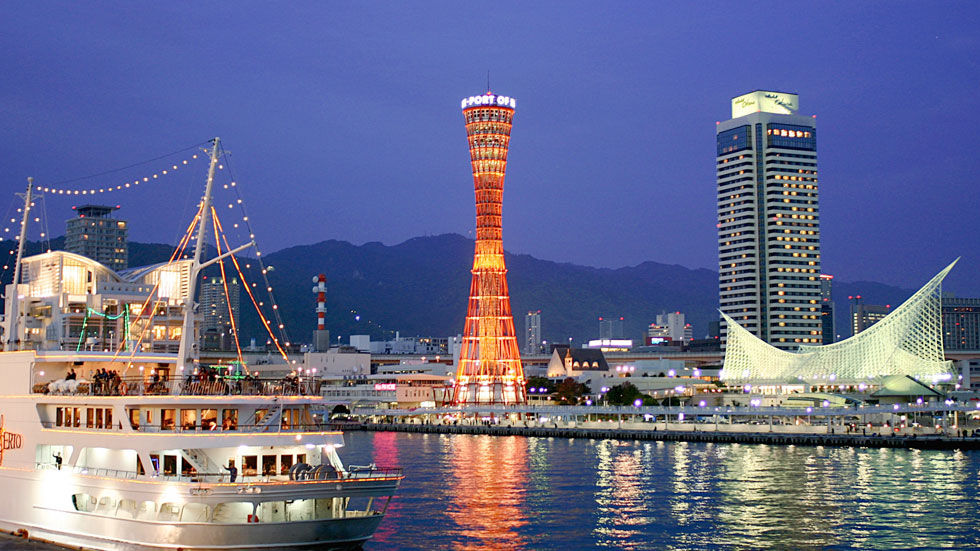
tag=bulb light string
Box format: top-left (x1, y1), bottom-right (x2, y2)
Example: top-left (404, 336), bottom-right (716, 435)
top-left (218, 150), bottom-right (293, 350)
top-left (212, 207), bottom-right (290, 364)
top-left (36, 152), bottom-right (205, 196)
top-left (210, 206), bottom-right (246, 369)
top-left (43, 140), bottom-right (210, 188)
top-left (1, 145), bottom-right (206, 286)
top-left (3, 139), bottom-right (298, 367)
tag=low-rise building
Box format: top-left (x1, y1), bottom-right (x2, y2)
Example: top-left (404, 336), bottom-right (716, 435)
top-left (320, 373), bottom-right (451, 408)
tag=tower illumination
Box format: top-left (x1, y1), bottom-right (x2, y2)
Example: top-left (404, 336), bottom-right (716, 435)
top-left (453, 91), bottom-right (526, 404)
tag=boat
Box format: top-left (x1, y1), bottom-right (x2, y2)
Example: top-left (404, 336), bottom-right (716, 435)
top-left (0, 138), bottom-right (403, 550)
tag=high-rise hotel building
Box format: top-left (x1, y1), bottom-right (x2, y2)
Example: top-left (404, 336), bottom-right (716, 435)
top-left (716, 91), bottom-right (821, 349)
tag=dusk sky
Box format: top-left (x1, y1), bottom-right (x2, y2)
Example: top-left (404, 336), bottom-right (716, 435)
top-left (1, 3), bottom-right (978, 295)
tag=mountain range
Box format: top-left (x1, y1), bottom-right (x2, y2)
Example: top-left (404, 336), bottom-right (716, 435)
top-left (1, 234), bottom-right (920, 346)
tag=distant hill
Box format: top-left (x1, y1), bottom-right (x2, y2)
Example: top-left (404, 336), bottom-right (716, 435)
top-left (1, 234), bottom-right (921, 345)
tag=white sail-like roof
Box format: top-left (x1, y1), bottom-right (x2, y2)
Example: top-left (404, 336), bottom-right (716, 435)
top-left (720, 260), bottom-right (957, 385)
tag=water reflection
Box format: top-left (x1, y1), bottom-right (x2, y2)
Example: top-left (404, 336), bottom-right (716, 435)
top-left (347, 432), bottom-right (980, 550)
top-left (593, 439), bottom-right (650, 548)
top-left (445, 435), bottom-right (529, 550)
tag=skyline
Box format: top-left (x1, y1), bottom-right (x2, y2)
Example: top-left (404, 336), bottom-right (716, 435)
top-left (1, 3), bottom-right (978, 296)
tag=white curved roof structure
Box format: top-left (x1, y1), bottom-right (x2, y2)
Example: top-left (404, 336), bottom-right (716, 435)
top-left (720, 260), bottom-right (957, 385)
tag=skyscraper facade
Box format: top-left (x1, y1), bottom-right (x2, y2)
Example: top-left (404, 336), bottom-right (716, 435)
top-left (717, 91), bottom-right (822, 350)
top-left (65, 205), bottom-right (128, 270)
top-left (942, 297), bottom-right (980, 350)
top-left (453, 91), bottom-right (526, 405)
top-left (524, 310), bottom-right (542, 355)
top-left (200, 275), bottom-right (241, 351)
top-left (820, 274), bottom-right (836, 344)
top-left (849, 295), bottom-right (890, 336)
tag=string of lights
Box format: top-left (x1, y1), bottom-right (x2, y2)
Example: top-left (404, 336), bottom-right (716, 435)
top-left (212, 209), bottom-right (291, 363)
top-left (2, 138), bottom-right (297, 372)
top-left (36, 153), bottom-right (205, 196)
top-left (217, 149), bottom-right (292, 349)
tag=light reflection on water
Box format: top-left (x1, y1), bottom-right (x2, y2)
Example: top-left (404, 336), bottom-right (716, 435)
top-left (341, 432), bottom-right (980, 550)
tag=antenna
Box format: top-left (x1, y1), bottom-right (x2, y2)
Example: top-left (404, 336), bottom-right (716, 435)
top-left (487, 70), bottom-right (491, 93)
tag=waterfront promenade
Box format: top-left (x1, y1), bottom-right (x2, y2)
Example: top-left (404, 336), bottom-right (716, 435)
top-left (348, 402), bottom-right (980, 450)
top-left (362, 421), bottom-right (980, 450)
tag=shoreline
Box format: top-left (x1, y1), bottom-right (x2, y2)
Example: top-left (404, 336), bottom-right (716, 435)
top-left (360, 422), bottom-right (980, 450)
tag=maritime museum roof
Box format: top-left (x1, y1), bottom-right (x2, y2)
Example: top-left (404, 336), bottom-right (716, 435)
top-left (720, 260), bottom-right (957, 385)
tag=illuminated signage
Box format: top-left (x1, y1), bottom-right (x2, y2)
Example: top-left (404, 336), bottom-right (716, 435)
top-left (0, 415), bottom-right (23, 467)
top-left (374, 383), bottom-right (396, 391)
top-left (588, 339), bottom-right (633, 348)
top-left (461, 94), bottom-right (516, 110)
top-left (731, 91), bottom-right (799, 118)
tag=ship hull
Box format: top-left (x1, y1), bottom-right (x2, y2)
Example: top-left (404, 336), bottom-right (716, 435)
top-left (0, 462), bottom-right (386, 550)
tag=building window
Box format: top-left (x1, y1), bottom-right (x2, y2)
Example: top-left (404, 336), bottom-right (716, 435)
top-left (766, 124), bottom-right (816, 151)
top-left (717, 125), bottom-right (752, 155)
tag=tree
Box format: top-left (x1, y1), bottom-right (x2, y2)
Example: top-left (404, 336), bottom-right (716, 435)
top-left (605, 382), bottom-right (647, 406)
top-left (526, 376), bottom-right (556, 396)
top-left (555, 377), bottom-right (590, 405)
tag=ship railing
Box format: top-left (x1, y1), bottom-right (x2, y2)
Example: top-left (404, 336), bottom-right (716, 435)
top-left (40, 420), bottom-right (345, 433)
top-left (34, 376), bottom-right (323, 397)
top-left (35, 462), bottom-right (402, 484)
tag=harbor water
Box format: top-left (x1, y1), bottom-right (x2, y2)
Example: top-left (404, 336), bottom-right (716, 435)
top-left (3, 430), bottom-right (976, 550)
top-left (347, 431), bottom-right (980, 550)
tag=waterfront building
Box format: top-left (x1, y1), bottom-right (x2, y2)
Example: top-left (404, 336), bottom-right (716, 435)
top-left (647, 311), bottom-right (693, 344)
top-left (849, 296), bottom-right (890, 336)
top-left (941, 297), bottom-right (980, 350)
top-left (453, 91), bottom-right (526, 404)
top-left (525, 310), bottom-right (542, 354)
top-left (320, 373), bottom-right (451, 408)
top-left (64, 204), bottom-right (128, 270)
top-left (546, 347), bottom-right (609, 379)
top-left (303, 347), bottom-right (370, 377)
top-left (199, 275), bottom-right (241, 351)
top-left (720, 260), bottom-right (956, 387)
top-left (716, 91), bottom-right (821, 349)
top-left (1, 251), bottom-right (192, 353)
top-left (360, 333), bottom-right (451, 355)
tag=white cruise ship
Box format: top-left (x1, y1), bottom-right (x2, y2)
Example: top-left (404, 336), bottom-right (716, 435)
top-left (0, 139), bottom-right (402, 550)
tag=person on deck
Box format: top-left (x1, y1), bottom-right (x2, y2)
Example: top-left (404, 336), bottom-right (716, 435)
top-left (224, 461), bottom-right (238, 483)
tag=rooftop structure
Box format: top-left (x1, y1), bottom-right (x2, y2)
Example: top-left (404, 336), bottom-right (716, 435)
top-left (720, 260), bottom-right (957, 385)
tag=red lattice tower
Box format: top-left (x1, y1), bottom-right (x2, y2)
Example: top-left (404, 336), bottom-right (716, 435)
top-left (453, 92), bottom-right (526, 405)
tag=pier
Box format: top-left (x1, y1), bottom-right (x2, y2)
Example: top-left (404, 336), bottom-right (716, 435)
top-left (344, 403), bottom-right (980, 451)
top-left (361, 421), bottom-right (980, 450)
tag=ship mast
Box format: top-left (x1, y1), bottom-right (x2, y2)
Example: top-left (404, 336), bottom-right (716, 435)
top-left (177, 138), bottom-right (221, 371)
top-left (4, 177), bottom-right (34, 351)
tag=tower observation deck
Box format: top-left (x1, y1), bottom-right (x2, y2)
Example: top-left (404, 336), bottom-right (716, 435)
top-left (453, 92), bottom-right (526, 405)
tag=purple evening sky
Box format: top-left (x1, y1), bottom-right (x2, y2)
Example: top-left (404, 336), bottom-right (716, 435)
top-left (1, 2), bottom-right (978, 294)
